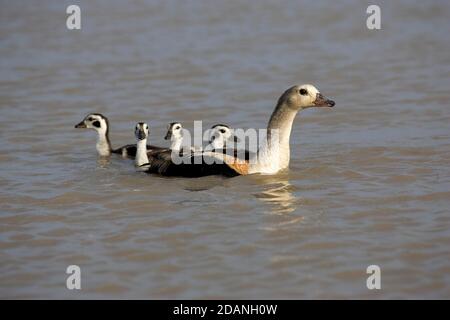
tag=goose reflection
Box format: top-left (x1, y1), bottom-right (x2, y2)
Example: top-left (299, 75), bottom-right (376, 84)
top-left (182, 176), bottom-right (229, 192)
top-left (96, 157), bottom-right (111, 168)
top-left (251, 173), bottom-right (298, 215)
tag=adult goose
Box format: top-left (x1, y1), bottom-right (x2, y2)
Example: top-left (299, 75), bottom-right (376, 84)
top-left (145, 84), bottom-right (334, 177)
top-left (74, 113), bottom-right (165, 157)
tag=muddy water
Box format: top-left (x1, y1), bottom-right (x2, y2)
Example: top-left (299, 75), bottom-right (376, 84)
top-left (1, 0), bottom-right (450, 299)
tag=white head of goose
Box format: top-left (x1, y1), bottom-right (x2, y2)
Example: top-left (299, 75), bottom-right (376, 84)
top-left (164, 122), bottom-right (184, 151)
top-left (208, 124), bottom-right (252, 161)
top-left (145, 84), bottom-right (334, 177)
top-left (208, 124), bottom-right (237, 149)
top-left (75, 113), bottom-right (164, 158)
top-left (164, 122), bottom-right (202, 153)
top-left (75, 113), bottom-right (112, 157)
top-left (134, 122), bottom-right (150, 168)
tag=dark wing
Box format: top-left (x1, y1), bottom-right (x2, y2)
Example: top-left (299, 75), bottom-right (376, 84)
top-left (112, 144), bottom-right (166, 158)
top-left (147, 144), bottom-right (167, 152)
top-left (147, 149), bottom-right (175, 161)
top-left (145, 152), bottom-right (244, 178)
top-left (112, 144), bottom-right (136, 157)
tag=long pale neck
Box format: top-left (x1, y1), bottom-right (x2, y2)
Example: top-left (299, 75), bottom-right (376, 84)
top-left (212, 138), bottom-right (225, 149)
top-left (96, 128), bottom-right (111, 157)
top-left (267, 104), bottom-right (297, 166)
top-left (251, 103), bottom-right (298, 173)
top-left (170, 137), bottom-right (183, 151)
top-left (135, 139), bottom-right (149, 166)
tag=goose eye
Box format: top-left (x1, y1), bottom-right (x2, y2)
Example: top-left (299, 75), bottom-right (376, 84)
top-left (88, 117), bottom-right (94, 121)
top-left (299, 89), bottom-right (308, 96)
top-left (175, 126), bottom-right (180, 130)
top-left (219, 129), bottom-right (226, 134)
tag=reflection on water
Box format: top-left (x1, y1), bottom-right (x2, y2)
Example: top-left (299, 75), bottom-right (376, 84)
top-left (96, 157), bottom-right (111, 168)
top-left (252, 173), bottom-right (298, 215)
top-left (181, 176), bottom-right (229, 192)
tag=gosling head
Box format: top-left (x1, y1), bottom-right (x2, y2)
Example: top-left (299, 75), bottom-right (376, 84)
top-left (164, 122), bottom-right (183, 141)
top-left (75, 113), bottom-right (111, 156)
top-left (75, 113), bottom-right (109, 135)
top-left (209, 124), bottom-right (237, 149)
top-left (135, 122), bottom-right (149, 141)
top-left (278, 84), bottom-right (335, 111)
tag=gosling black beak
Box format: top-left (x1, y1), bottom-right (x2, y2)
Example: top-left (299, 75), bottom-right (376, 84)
top-left (137, 130), bottom-right (146, 140)
top-left (75, 121), bottom-right (87, 128)
top-left (313, 93), bottom-right (335, 108)
top-left (164, 132), bottom-right (172, 140)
